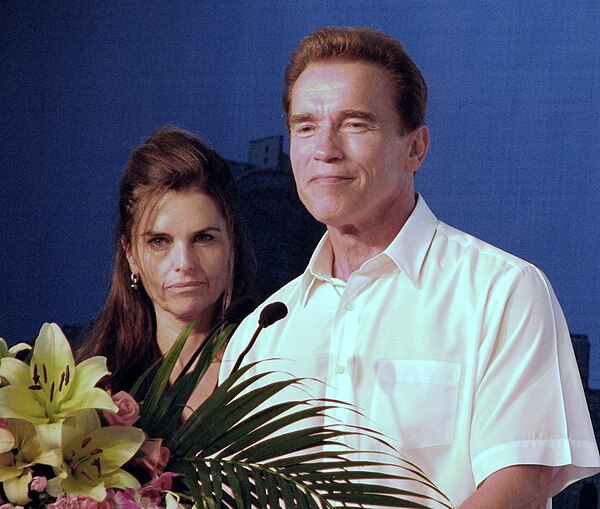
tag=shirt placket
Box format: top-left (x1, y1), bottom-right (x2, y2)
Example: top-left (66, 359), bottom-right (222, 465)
top-left (324, 274), bottom-right (368, 432)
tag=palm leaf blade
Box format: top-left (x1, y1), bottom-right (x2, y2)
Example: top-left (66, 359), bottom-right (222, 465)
top-left (141, 327), bottom-right (451, 509)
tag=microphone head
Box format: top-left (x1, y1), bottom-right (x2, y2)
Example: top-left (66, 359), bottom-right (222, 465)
top-left (223, 296), bottom-right (257, 324)
top-left (258, 302), bottom-right (288, 328)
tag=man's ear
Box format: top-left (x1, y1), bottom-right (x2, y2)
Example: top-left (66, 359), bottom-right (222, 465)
top-left (121, 235), bottom-right (139, 274)
top-left (407, 125), bottom-right (430, 173)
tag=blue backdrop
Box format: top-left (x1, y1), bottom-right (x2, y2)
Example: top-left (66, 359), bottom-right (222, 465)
top-left (1, 1), bottom-right (599, 383)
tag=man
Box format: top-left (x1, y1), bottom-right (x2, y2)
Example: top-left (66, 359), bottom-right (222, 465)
top-left (221, 27), bottom-right (600, 508)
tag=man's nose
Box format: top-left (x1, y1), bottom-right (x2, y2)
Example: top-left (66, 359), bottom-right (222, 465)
top-left (314, 126), bottom-right (344, 162)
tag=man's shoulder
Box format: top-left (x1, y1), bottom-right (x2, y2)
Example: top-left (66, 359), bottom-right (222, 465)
top-left (433, 220), bottom-right (534, 273)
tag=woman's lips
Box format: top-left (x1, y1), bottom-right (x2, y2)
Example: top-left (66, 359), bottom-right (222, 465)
top-left (168, 281), bottom-right (204, 290)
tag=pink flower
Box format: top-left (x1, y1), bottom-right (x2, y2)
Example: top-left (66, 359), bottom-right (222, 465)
top-left (140, 471), bottom-right (180, 500)
top-left (75, 495), bottom-right (113, 509)
top-left (47, 494), bottom-right (80, 508)
top-left (133, 438), bottom-right (171, 478)
top-left (111, 488), bottom-right (142, 508)
top-left (104, 390), bottom-right (140, 426)
top-left (30, 476), bottom-right (47, 492)
top-left (0, 504), bottom-right (25, 509)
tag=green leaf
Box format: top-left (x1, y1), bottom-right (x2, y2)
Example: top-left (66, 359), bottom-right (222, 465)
top-left (134, 321), bottom-right (453, 509)
top-left (137, 321), bottom-right (195, 432)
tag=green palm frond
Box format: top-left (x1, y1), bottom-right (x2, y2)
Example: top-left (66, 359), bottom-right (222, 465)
top-left (136, 322), bottom-right (453, 509)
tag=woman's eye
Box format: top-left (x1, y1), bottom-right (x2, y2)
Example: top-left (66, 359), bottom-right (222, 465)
top-left (148, 237), bottom-right (168, 248)
top-left (195, 233), bottom-right (214, 243)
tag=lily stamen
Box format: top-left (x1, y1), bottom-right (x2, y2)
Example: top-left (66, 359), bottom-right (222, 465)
top-left (91, 457), bottom-right (102, 478)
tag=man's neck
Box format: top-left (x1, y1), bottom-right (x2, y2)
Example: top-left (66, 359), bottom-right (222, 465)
top-left (328, 199), bottom-right (416, 281)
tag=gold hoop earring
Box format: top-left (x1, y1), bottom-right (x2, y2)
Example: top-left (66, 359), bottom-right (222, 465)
top-left (130, 272), bottom-right (140, 290)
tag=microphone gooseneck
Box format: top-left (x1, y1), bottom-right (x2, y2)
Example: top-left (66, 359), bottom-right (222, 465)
top-left (231, 301), bottom-right (288, 373)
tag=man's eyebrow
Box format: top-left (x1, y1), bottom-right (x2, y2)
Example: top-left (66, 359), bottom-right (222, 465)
top-left (288, 113), bottom-right (314, 125)
top-left (341, 110), bottom-right (377, 122)
top-left (288, 110), bottom-right (377, 125)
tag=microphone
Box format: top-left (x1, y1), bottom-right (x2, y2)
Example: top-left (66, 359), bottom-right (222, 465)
top-left (177, 296), bottom-right (257, 379)
top-left (230, 301), bottom-right (288, 373)
top-left (258, 301), bottom-right (288, 328)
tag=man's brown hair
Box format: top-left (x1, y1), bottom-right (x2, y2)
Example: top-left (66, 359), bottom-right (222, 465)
top-left (283, 26), bottom-right (427, 134)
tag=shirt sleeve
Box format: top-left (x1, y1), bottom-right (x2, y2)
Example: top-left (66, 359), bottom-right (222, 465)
top-left (470, 265), bottom-right (600, 494)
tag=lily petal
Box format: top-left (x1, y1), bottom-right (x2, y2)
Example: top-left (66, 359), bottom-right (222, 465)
top-left (64, 409), bottom-right (102, 434)
top-left (58, 387), bottom-right (117, 417)
top-left (78, 426), bottom-right (145, 473)
top-left (0, 386), bottom-right (48, 423)
top-left (0, 357), bottom-right (32, 386)
top-left (0, 428), bottom-right (14, 453)
top-left (8, 342), bottom-right (32, 357)
top-left (30, 323), bottom-right (75, 411)
top-left (55, 423), bottom-right (145, 499)
top-left (59, 475), bottom-right (108, 501)
top-left (102, 468), bottom-right (141, 490)
top-left (3, 469), bottom-right (32, 505)
top-left (34, 421), bottom-right (64, 451)
top-left (71, 357), bottom-right (112, 391)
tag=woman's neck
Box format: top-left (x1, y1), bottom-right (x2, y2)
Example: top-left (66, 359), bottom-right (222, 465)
top-left (154, 309), bottom-right (217, 368)
top-left (154, 312), bottom-right (223, 419)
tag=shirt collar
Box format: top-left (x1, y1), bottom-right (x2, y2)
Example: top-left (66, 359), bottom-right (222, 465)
top-left (299, 194), bottom-right (439, 303)
top-left (384, 194), bottom-right (439, 286)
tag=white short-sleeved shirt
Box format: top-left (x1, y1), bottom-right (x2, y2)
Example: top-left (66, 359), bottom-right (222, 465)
top-left (221, 195), bottom-right (600, 508)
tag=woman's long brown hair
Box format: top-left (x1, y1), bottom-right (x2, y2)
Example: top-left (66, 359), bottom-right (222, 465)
top-left (77, 127), bottom-right (255, 392)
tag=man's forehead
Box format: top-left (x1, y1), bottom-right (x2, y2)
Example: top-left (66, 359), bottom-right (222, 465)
top-left (291, 66), bottom-right (352, 100)
top-left (289, 61), bottom-right (395, 117)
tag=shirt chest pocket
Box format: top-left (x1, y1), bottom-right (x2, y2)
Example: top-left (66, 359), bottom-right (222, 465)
top-left (370, 359), bottom-right (462, 450)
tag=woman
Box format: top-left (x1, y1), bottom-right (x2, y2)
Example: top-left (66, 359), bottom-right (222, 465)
top-left (78, 127), bottom-right (254, 409)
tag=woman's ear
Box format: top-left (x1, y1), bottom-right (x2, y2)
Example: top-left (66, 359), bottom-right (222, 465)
top-left (121, 235), bottom-right (139, 274)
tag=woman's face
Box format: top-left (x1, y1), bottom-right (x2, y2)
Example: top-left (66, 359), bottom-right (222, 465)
top-left (126, 190), bottom-right (231, 330)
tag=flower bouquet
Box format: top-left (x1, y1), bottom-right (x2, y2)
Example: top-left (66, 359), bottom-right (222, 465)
top-left (0, 319), bottom-right (451, 508)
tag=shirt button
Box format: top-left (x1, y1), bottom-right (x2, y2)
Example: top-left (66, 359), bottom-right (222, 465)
top-left (345, 302), bottom-right (355, 311)
top-left (335, 365), bottom-right (345, 374)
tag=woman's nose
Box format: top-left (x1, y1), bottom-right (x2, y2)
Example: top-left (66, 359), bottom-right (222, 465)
top-left (174, 243), bottom-right (196, 271)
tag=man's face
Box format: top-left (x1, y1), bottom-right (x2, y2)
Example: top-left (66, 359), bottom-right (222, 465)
top-left (289, 61), bottom-right (425, 232)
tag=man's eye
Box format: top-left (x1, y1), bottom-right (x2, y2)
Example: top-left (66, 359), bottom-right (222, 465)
top-left (294, 124), bottom-right (316, 136)
top-left (343, 121), bottom-right (368, 132)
